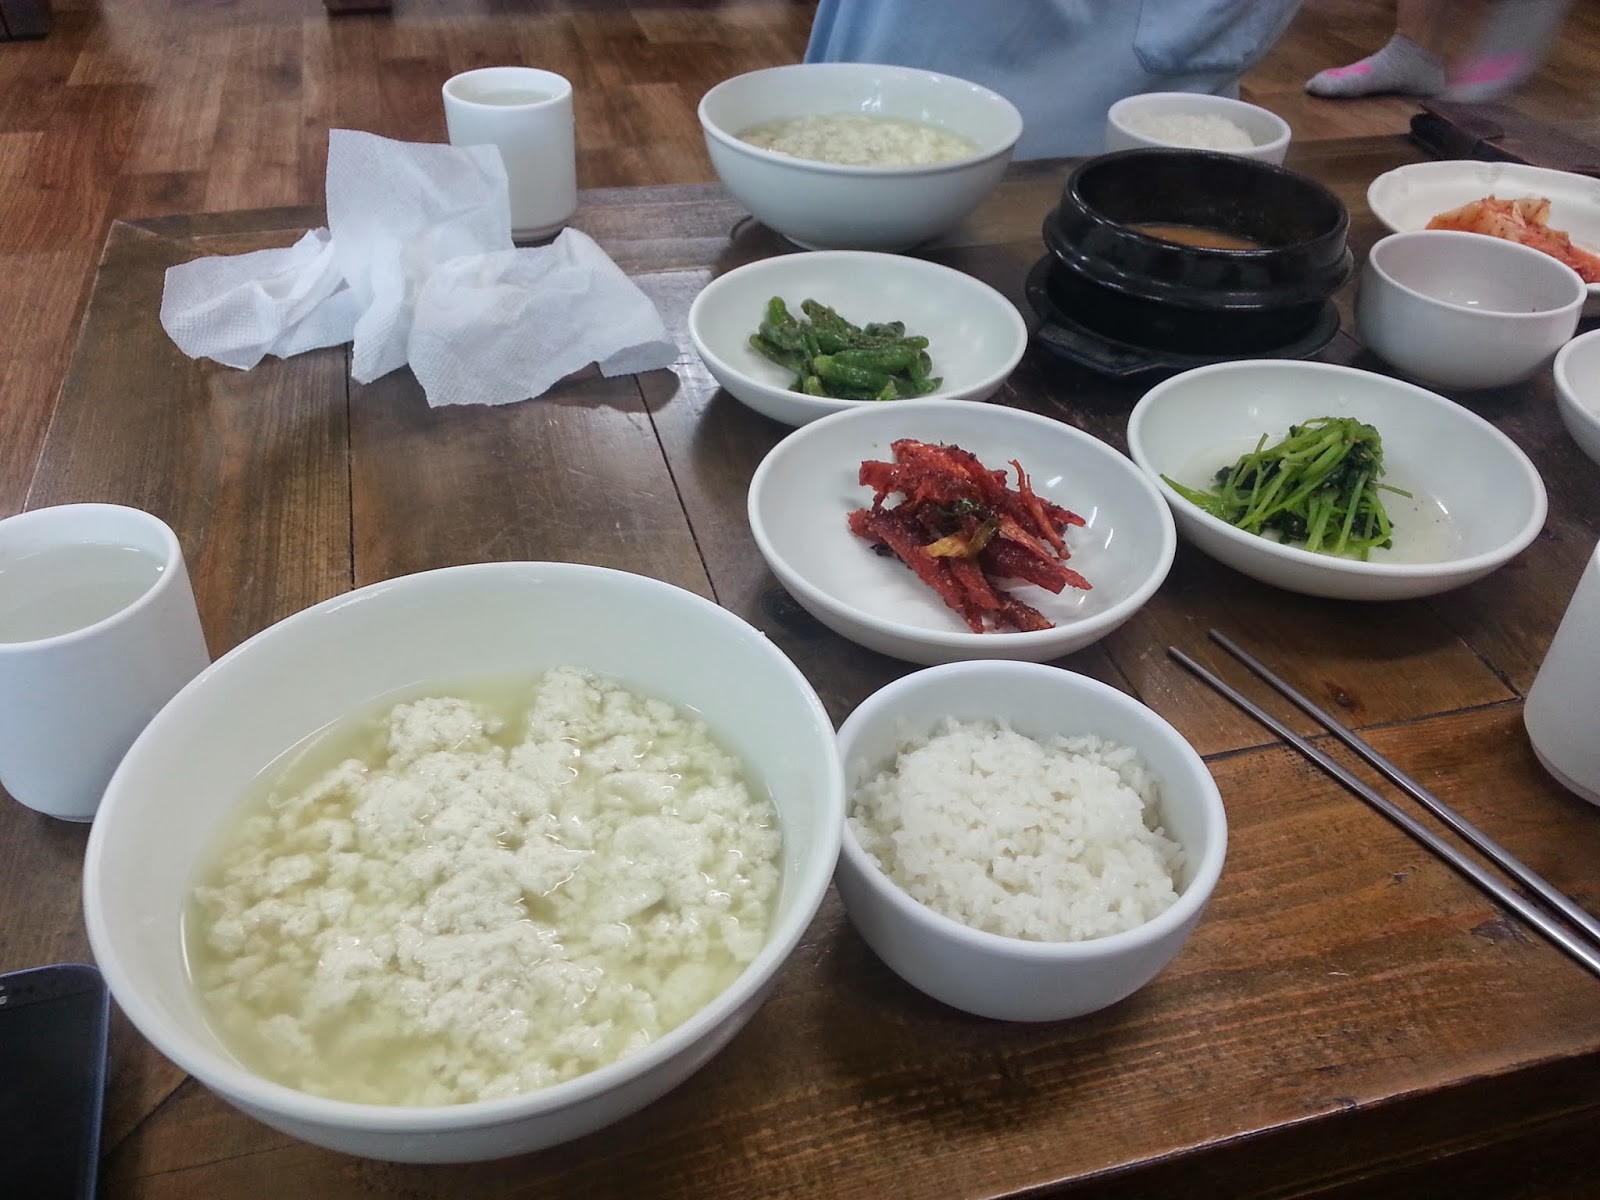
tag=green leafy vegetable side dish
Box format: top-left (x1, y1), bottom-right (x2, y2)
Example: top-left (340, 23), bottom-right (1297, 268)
top-left (1161, 417), bottom-right (1412, 561)
top-left (749, 297), bottom-right (942, 401)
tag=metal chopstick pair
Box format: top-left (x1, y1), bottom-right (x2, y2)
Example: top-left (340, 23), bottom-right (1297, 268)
top-left (1171, 629), bottom-right (1600, 980)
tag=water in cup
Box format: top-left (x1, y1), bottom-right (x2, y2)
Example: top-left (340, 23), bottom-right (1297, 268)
top-left (460, 86), bottom-right (555, 106)
top-left (0, 541), bottom-right (166, 643)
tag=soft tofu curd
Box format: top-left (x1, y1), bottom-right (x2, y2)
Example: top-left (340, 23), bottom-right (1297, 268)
top-left (185, 667), bottom-right (781, 1106)
top-left (737, 113), bottom-right (978, 167)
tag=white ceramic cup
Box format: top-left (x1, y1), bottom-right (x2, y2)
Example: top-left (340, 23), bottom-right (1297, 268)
top-left (443, 66), bottom-right (577, 241)
top-left (0, 504), bottom-right (210, 822)
top-left (1524, 539), bottom-right (1600, 806)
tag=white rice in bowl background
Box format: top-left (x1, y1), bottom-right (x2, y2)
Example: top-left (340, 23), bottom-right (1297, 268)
top-left (848, 718), bottom-right (1184, 942)
top-left (1122, 112), bottom-right (1254, 151)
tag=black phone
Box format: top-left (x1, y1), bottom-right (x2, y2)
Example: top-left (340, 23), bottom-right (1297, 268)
top-left (0, 963), bottom-right (112, 1200)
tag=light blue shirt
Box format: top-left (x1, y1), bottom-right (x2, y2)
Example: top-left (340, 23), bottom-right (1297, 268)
top-left (805, 0), bottom-right (1303, 159)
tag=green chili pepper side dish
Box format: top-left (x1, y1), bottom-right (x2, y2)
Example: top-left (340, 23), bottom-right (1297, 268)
top-left (749, 297), bottom-right (942, 401)
top-left (1161, 417), bottom-right (1413, 561)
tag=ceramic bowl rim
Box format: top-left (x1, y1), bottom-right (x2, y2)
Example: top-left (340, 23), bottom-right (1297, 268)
top-left (82, 560), bottom-right (844, 1134)
top-left (1104, 91), bottom-right (1291, 157)
top-left (687, 252), bottom-right (1029, 422)
top-left (746, 399), bottom-right (1178, 653)
top-left (1554, 326), bottom-right (1600, 428)
top-left (1126, 359), bottom-right (1549, 581)
top-left (835, 659), bottom-right (1228, 961)
top-left (1367, 229), bottom-right (1588, 319)
top-left (698, 62), bottom-right (1023, 178)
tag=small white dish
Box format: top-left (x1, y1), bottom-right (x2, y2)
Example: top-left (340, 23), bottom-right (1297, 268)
top-left (747, 399), bottom-right (1176, 665)
top-left (1126, 360), bottom-right (1548, 601)
top-left (1104, 92), bottom-right (1291, 164)
top-left (688, 251), bottom-right (1028, 428)
top-left (1356, 229), bottom-right (1585, 390)
top-left (1366, 160), bottom-right (1600, 317)
top-left (1554, 328), bottom-right (1600, 468)
top-left (834, 659), bottom-right (1227, 1022)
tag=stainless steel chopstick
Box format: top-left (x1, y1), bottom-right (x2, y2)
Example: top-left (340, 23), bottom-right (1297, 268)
top-left (1168, 646), bottom-right (1600, 980)
top-left (1207, 628), bottom-right (1600, 949)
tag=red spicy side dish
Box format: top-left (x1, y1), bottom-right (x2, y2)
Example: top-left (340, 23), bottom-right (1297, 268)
top-left (847, 439), bottom-right (1092, 633)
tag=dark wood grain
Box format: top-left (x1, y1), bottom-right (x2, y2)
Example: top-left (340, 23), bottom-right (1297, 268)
top-left (30, 215), bottom-right (354, 655)
top-left (8, 136), bottom-right (1600, 1200)
top-left (349, 363), bottom-right (713, 594)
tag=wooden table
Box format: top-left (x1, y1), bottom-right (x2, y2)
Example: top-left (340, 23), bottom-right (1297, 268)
top-left (5, 135), bottom-right (1599, 1199)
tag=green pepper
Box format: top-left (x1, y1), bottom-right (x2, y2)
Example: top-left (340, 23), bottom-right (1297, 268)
top-left (830, 343), bottom-right (922, 373)
top-left (747, 297), bottom-right (940, 401)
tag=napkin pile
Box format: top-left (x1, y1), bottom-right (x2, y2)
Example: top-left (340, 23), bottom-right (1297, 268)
top-left (160, 129), bottom-right (677, 407)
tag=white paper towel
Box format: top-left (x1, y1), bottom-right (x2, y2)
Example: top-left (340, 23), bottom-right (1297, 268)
top-left (159, 129), bottom-right (676, 407)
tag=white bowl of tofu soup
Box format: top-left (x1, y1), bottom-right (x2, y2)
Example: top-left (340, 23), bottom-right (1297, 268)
top-left (698, 63), bottom-right (1023, 252)
top-left (83, 562), bottom-right (844, 1163)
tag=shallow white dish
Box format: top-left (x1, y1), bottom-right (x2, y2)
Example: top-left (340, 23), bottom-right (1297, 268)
top-left (1104, 92), bottom-right (1291, 164)
top-left (747, 399), bottom-right (1176, 665)
top-left (1554, 328), bottom-right (1600, 468)
top-left (1366, 160), bottom-right (1600, 317)
top-left (698, 63), bottom-right (1022, 252)
top-left (83, 562), bottom-right (844, 1163)
top-left (835, 659), bottom-right (1227, 1022)
top-left (688, 251), bottom-right (1028, 427)
top-left (1126, 360), bottom-right (1547, 601)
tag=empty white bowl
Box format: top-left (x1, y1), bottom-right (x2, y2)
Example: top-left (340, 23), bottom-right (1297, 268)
top-left (1104, 92), bottom-right (1291, 164)
top-left (1357, 229), bottom-right (1585, 390)
top-left (834, 659), bottom-right (1227, 1022)
top-left (83, 562), bottom-right (844, 1163)
top-left (698, 63), bottom-right (1022, 252)
top-left (688, 251), bottom-right (1028, 427)
top-left (746, 399), bottom-right (1176, 665)
top-left (1127, 360), bottom-right (1548, 601)
top-left (1365, 159), bottom-right (1600, 317)
top-left (1554, 328), bottom-right (1600, 467)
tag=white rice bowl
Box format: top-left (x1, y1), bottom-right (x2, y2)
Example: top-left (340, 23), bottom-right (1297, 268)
top-left (849, 718), bottom-right (1183, 943)
top-left (834, 660), bottom-right (1227, 1023)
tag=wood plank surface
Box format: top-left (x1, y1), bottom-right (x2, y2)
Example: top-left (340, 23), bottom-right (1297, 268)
top-left (5, 132), bottom-right (1596, 1200)
top-left (348, 366), bottom-right (712, 595)
top-left (4, 3), bottom-right (1599, 1196)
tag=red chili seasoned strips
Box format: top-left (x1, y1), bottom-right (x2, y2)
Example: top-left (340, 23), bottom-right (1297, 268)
top-left (847, 439), bottom-right (1091, 633)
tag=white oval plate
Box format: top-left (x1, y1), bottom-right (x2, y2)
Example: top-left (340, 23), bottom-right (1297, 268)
top-left (1127, 360), bottom-right (1548, 602)
top-left (748, 399), bottom-right (1175, 665)
top-left (689, 251), bottom-right (1028, 428)
top-left (1366, 160), bottom-right (1600, 315)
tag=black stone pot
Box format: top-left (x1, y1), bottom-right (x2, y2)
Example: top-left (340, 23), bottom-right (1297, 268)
top-left (1041, 148), bottom-right (1353, 356)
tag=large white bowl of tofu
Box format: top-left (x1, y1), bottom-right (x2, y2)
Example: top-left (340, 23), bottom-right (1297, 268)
top-left (84, 561), bottom-right (845, 1163)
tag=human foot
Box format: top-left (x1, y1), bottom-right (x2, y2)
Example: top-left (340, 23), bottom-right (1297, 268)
top-left (1305, 33), bottom-right (1446, 98)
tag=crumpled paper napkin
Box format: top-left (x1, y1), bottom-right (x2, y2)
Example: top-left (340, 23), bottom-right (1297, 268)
top-left (159, 129), bottom-right (677, 407)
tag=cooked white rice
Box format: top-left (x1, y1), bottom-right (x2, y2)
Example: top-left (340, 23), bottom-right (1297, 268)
top-left (737, 114), bottom-right (978, 167)
top-left (849, 718), bottom-right (1184, 942)
top-left (1122, 111), bottom-right (1255, 151)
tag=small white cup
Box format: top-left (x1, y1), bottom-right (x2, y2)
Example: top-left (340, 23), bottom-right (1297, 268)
top-left (1525, 539), bottom-right (1600, 806)
top-left (0, 504), bottom-right (211, 822)
top-left (443, 66), bottom-right (577, 242)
